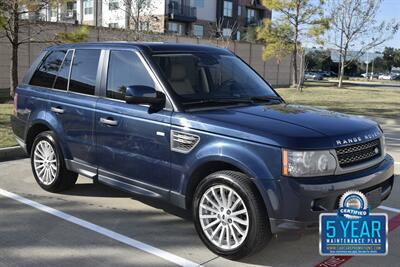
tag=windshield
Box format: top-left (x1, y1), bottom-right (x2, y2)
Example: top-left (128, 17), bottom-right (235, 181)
top-left (152, 53), bottom-right (279, 106)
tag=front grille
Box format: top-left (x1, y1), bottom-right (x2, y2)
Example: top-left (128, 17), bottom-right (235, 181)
top-left (336, 139), bottom-right (381, 168)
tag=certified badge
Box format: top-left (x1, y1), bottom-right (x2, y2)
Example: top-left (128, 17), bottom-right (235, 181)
top-left (320, 191), bottom-right (388, 255)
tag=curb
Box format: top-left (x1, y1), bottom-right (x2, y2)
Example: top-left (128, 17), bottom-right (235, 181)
top-left (0, 146), bottom-right (27, 162)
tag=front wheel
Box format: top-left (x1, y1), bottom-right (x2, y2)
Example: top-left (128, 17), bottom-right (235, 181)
top-left (31, 131), bottom-right (78, 192)
top-left (193, 171), bottom-right (271, 259)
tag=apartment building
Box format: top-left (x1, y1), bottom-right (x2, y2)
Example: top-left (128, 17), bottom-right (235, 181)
top-left (38, 0), bottom-right (271, 40)
top-left (217, 0), bottom-right (272, 40)
top-left (22, 1), bottom-right (77, 23)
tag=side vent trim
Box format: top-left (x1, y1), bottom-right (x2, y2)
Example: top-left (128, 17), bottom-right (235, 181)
top-left (171, 130), bottom-right (200, 154)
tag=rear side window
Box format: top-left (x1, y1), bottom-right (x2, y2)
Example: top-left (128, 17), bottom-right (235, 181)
top-left (69, 49), bottom-right (101, 95)
top-left (54, 50), bottom-right (73, 91)
top-left (30, 50), bottom-right (66, 88)
top-left (106, 50), bottom-right (155, 100)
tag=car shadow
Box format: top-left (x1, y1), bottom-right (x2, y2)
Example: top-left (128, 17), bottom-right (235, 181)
top-left (60, 180), bottom-right (192, 220)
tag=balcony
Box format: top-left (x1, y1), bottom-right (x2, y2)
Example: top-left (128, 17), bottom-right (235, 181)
top-left (168, 3), bottom-right (197, 22)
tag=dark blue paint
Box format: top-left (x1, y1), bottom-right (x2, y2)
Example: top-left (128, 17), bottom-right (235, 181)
top-left (11, 42), bottom-right (394, 234)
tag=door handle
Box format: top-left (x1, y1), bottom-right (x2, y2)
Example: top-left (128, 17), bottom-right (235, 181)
top-left (51, 106), bottom-right (64, 114)
top-left (100, 117), bottom-right (118, 126)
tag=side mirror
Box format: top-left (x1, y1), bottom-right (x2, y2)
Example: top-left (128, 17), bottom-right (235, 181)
top-left (125, 85), bottom-right (165, 107)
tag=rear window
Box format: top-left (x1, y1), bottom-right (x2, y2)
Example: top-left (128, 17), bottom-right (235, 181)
top-left (30, 50), bottom-right (67, 88)
top-left (69, 49), bottom-right (101, 96)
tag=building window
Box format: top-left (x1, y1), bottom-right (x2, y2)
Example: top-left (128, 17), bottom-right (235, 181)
top-left (83, 0), bottom-right (93, 15)
top-left (192, 0), bottom-right (204, 8)
top-left (247, 8), bottom-right (257, 23)
top-left (140, 21), bottom-right (150, 31)
top-left (237, 5), bottom-right (241, 16)
top-left (50, 6), bottom-right (58, 19)
top-left (168, 22), bottom-right (185, 35)
top-left (109, 23), bottom-right (119, 28)
top-left (109, 0), bottom-right (119, 11)
top-left (223, 1), bottom-right (232, 17)
top-left (193, 25), bottom-right (204, 37)
top-left (222, 28), bottom-right (232, 37)
top-left (236, 31), bottom-right (241, 40)
top-left (66, 1), bottom-right (75, 11)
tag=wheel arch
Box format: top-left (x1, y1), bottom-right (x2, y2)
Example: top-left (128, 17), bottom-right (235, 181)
top-left (25, 120), bottom-right (71, 160)
top-left (185, 159), bottom-right (269, 217)
top-left (25, 121), bottom-right (51, 154)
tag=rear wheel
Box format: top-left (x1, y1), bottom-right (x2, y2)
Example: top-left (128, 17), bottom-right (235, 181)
top-left (193, 171), bottom-right (271, 259)
top-left (31, 131), bottom-right (78, 192)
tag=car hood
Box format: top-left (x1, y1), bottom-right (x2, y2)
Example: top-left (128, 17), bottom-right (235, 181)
top-left (172, 104), bottom-right (382, 150)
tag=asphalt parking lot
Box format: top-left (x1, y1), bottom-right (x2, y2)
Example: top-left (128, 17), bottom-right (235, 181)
top-left (0, 124), bottom-right (399, 267)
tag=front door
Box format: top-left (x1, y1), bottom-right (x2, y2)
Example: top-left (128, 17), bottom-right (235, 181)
top-left (95, 49), bottom-right (172, 197)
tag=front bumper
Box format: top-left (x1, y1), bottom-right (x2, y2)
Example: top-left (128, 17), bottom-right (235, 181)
top-left (262, 154), bottom-right (395, 234)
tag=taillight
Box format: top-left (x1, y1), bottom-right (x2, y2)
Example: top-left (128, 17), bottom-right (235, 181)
top-left (13, 93), bottom-right (18, 115)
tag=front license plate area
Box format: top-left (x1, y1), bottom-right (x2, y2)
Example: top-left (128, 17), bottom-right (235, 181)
top-left (365, 187), bottom-right (382, 209)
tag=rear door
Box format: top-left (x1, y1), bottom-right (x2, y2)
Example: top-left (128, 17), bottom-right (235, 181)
top-left (49, 49), bottom-right (102, 170)
top-left (95, 49), bottom-right (172, 196)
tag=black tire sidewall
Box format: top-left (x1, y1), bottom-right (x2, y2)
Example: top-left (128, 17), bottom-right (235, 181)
top-left (31, 131), bottom-right (62, 191)
top-left (193, 172), bottom-right (266, 258)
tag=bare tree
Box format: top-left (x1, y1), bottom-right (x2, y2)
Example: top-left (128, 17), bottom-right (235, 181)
top-left (328, 0), bottom-right (399, 88)
top-left (209, 17), bottom-right (239, 48)
top-left (0, 0), bottom-right (64, 97)
top-left (105, 0), bottom-right (157, 33)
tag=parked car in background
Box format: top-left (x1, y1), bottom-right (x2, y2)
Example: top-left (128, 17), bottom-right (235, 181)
top-left (304, 71), bottom-right (323, 80)
top-left (378, 73), bottom-right (393, 80)
top-left (361, 72), bottom-right (378, 79)
top-left (393, 75), bottom-right (400, 80)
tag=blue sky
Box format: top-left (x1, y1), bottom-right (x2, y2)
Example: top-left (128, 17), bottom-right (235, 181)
top-left (271, 0), bottom-right (400, 50)
top-left (377, 0), bottom-right (400, 49)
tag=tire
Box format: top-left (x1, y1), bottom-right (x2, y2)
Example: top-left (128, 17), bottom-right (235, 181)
top-left (193, 170), bottom-right (271, 259)
top-left (30, 131), bottom-right (78, 192)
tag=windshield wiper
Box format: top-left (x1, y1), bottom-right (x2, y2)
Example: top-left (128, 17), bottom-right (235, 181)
top-left (182, 98), bottom-right (253, 106)
top-left (250, 96), bottom-right (283, 103)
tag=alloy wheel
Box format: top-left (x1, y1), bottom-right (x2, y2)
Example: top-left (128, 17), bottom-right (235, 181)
top-left (33, 140), bottom-right (58, 185)
top-left (199, 184), bottom-right (249, 250)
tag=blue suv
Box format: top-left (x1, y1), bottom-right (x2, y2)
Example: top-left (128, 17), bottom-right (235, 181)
top-left (11, 43), bottom-right (394, 259)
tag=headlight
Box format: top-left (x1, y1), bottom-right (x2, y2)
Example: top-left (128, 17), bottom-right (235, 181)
top-left (282, 149), bottom-right (337, 177)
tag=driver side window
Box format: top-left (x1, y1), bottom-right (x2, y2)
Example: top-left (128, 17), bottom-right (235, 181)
top-left (107, 50), bottom-right (155, 100)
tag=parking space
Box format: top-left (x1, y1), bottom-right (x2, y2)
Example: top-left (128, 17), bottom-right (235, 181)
top-left (0, 132), bottom-right (399, 267)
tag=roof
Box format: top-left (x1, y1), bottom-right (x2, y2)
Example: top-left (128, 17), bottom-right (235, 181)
top-left (45, 42), bottom-right (232, 55)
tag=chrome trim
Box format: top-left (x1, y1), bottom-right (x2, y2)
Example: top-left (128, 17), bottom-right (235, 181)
top-left (99, 117), bottom-right (118, 126)
top-left (67, 49), bottom-right (75, 91)
top-left (65, 159), bottom-right (97, 178)
top-left (333, 137), bottom-right (385, 175)
top-left (50, 107), bottom-right (65, 114)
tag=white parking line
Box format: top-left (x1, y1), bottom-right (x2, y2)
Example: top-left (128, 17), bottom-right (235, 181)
top-left (0, 188), bottom-right (201, 267)
top-left (395, 162), bottom-right (400, 165)
top-left (386, 137), bottom-right (400, 141)
top-left (378, 205), bottom-right (400, 214)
